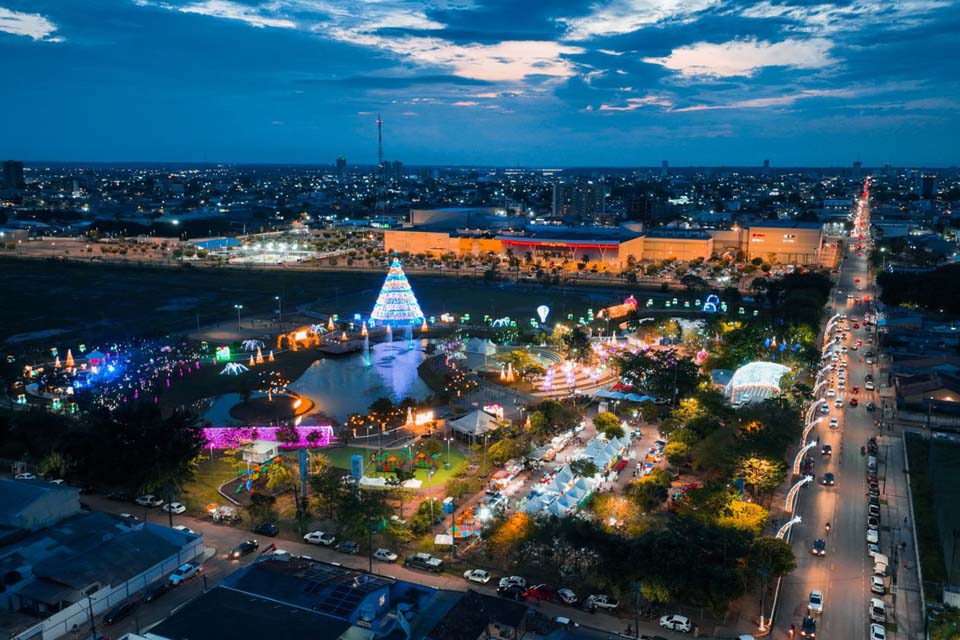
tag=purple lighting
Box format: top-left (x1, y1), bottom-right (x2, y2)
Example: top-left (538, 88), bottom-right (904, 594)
top-left (202, 425), bottom-right (334, 449)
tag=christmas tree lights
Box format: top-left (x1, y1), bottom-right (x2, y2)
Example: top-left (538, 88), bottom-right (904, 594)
top-left (370, 258), bottom-right (425, 326)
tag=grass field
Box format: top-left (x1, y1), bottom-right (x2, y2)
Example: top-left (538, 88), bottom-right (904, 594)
top-left (904, 433), bottom-right (959, 599)
top-left (1, 257), bottom-right (674, 350)
top-left (323, 445), bottom-right (467, 486)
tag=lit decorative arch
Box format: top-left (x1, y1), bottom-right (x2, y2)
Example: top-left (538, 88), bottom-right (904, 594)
top-left (725, 361), bottom-right (790, 405)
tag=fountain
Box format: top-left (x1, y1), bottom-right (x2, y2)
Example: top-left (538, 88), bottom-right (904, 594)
top-left (405, 323), bottom-right (414, 350)
top-left (385, 324), bottom-right (393, 343)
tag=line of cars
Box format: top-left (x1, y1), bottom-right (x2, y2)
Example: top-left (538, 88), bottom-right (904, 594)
top-left (99, 560), bottom-right (203, 627)
top-left (864, 435), bottom-right (889, 640)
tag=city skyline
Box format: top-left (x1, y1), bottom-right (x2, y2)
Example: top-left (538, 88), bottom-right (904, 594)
top-left (2, 0), bottom-right (959, 166)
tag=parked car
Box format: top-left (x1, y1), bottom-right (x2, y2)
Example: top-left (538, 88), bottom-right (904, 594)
top-left (162, 502), bottom-right (186, 514)
top-left (168, 562), bottom-right (202, 585)
top-left (871, 575), bottom-right (885, 595)
top-left (464, 569), bottom-right (492, 584)
top-left (303, 530), bottom-right (336, 545)
top-left (373, 548), bottom-right (398, 563)
top-left (659, 614), bottom-right (692, 633)
top-left (499, 576), bottom-right (527, 589)
top-left (173, 525), bottom-right (196, 535)
top-left (135, 494), bottom-right (164, 507)
top-left (807, 590), bottom-right (824, 614)
top-left (557, 588), bottom-right (578, 605)
top-left (104, 599), bottom-right (140, 625)
top-left (525, 584), bottom-right (559, 602)
top-left (142, 579), bottom-right (173, 603)
top-left (335, 541), bottom-right (360, 555)
top-left (106, 490), bottom-right (133, 502)
top-left (812, 538), bottom-right (826, 556)
top-left (869, 598), bottom-right (886, 623)
top-left (13, 472), bottom-right (36, 480)
top-left (404, 553), bottom-right (444, 573)
top-left (867, 529), bottom-right (879, 544)
top-left (585, 594), bottom-right (619, 610)
top-left (870, 623), bottom-right (886, 640)
top-left (498, 583), bottom-right (525, 600)
top-left (254, 522), bottom-right (279, 537)
top-left (230, 539), bottom-right (259, 559)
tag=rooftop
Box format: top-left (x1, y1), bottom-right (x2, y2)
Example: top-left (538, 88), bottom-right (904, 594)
top-left (149, 586), bottom-right (352, 640)
top-left (427, 590), bottom-right (528, 640)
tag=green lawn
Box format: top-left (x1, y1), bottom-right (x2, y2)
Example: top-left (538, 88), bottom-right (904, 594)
top-left (322, 445), bottom-right (466, 486)
top-left (181, 454), bottom-right (240, 511)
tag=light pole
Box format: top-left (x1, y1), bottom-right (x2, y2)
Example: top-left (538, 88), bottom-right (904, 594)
top-left (234, 304), bottom-right (243, 333)
top-left (275, 295), bottom-right (282, 324)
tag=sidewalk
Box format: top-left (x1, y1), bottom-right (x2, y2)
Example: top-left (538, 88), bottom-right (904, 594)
top-left (885, 431), bottom-right (925, 638)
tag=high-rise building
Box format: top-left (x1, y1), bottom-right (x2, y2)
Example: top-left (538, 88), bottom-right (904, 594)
top-left (552, 181), bottom-right (608, 220)
top-left (336, 156), bottom-right (347, 177)
top-left (2, 160), bottom-right (25, 190)
top-left (852, 160), bottom-right (863, 179)
top-left (762, 159), bottom-right (770, 174)
top-left (921, 174), bottom-right (937, 200)
top-left (660, 160), bottom-right (669, 178)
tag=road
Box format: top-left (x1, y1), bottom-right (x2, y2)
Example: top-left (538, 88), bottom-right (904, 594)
top-left (775, 187), bottom-right (919, 639)
top-left (74, 490), bottom-right (689, 640)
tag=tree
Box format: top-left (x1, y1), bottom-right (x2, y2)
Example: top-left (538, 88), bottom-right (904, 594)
top-left (746, 537), bottom-right (796, 589)
top-left (500, 350), bottom-right (545, 379)
top-left (663, 441), bottom-right (690, 467)
top-left (562, 325), bottom-right (592, 363)
top-left (716, 500), bottom-right (769, 535)
top-left (275, 424), bottom-right (299, 445)
top-left (626, 478), bottom-right (668, 512)
top-left (336, 489), bottom-right (393, 542)
top-left (738, 456), bottom-right (786, 499)
top-left (486, 513), bottom-right (534, 561)
top-left (570, 458), bottom-right (599, 478)
top-left (392, 468), bottom-right (416, 517)
top-left (640, 579), bottom-right (671, 605)
top-left (593, 411), bottom-right (624, 439)
top-left (528, 411), bottom-right (549, 436)
top-left (487, 437), bottom-right (528, 466)
top-left (248, 493), bottom-right (277, 525)
top-left (421, 438), bottom-right (443, 457)
top-left (309, 465), bottom-right (345, 518)
top-left (265, 460), bottom-right (296, 493)
top-left (639, 400), bottom-right (659, 422)
top-left (37, 451), bottom-right (70, 479)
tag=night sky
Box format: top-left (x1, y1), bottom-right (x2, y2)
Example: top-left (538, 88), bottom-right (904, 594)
top-left (2, 0), bottom-right (958, 166)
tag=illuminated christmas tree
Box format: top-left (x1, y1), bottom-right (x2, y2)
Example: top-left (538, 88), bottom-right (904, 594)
top-left (370, 258), bottom-right (424, 326)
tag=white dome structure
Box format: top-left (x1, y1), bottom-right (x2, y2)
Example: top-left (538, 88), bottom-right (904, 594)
top-left (725, 361), bottom-right (790, 405)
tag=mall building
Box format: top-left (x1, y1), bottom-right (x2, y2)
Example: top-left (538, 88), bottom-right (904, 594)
top-left (383, 212), bottom-right (826, 272)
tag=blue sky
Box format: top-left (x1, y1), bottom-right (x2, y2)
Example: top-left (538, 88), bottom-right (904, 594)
top-left (1, 0), bottom-right (958, 166)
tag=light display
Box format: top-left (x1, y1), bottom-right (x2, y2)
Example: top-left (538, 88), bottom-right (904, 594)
top-left (215, 346), bottom-right (231, 362)
top-left (370, 258), bottom-right (425, 326)
top-left (201, 425), bottom-right (334, 449)
top-left (725, 361), bottom-right (790, 404)
top-left (537, 305), bottom-right (550, 323)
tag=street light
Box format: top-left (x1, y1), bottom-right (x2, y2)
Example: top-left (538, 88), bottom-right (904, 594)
top-left (234, 304), bottom-right (243, 333)
top-left (275, 295), bottom-right (282, 324)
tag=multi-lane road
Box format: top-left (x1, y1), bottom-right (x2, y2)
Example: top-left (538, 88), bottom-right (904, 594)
top-left (776, 190), bottom-right (920, 639)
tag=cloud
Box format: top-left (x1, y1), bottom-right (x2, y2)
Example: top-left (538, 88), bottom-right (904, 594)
top-left (560, 0), bottom-right (719, 40)
top-left (328, 32), bottom-right (585, 81)
top-left (598, 95), bottom-right (673, 111)
top-left (452, 100), bottom-right (479, 106)
top-left (0, 6), bottom-right (62, 41)
top-left (176, 0), bottom-right (297, 28)
top-left (741, 1), bottom-right (952, 35)
top-left (674, 89), bottom-right (856, 111)
top-left (643, 37), bottom-right (835, 78)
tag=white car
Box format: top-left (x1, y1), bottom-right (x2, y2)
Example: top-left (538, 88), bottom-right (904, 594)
top-left (303, 531), bottom-right (336, 546)
top-left (162, 502), bottom-right (186, 514)
top-left (660, 615), bottom-right (692, 633)
top-left (14, 472), bottom-right (36, 480)
top-left (463, 569), bottom-right (491, 584)
top-left (557, 588), bottom-right (578, 605)
top-left (827, 388), bottom-right (836, 397)
top-left (835, 398), bottom-right (843, 408)
top-left (870, 622), bottom-right (886, 640)
top-left (807, 590), bottom-right (824, 614)
top-left (871, 575), bottom-right (885, 594)
top-left (173, 525), bottom-right (196, 535)
top-left (867, 529), bottom-right (879, 544)
top-left (373, 548), bottom-right (398, 563)
top-left (829, 417), bottom-right (839, 429)
top-left (168, 562), bottom-right (202, 585)
top-left (135, 494), bottom-right (164, 508)
top-left (499, 576), bottom-right (526, 589)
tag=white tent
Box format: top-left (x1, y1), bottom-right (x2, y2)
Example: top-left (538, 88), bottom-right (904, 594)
top-left (465, 337), bottom-right (496, 355)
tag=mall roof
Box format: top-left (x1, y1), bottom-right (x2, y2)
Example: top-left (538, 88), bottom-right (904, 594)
top-left (0, 479), bottom-right (78, 522)
top-left (748, 220), bottom-right (824, 229)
